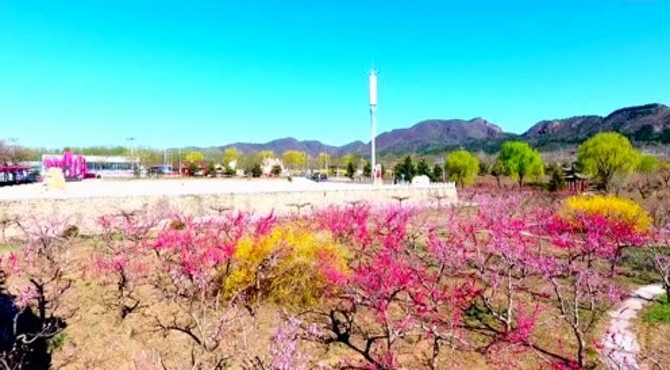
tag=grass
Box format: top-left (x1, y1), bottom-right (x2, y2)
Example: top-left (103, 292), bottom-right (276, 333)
top-left (642, 294), bottom-right (670, 324)
top-left (637, 294), bottom-right (670, 368)
top-left (0, 244), bottom-right (17, 254)
top-left (619, 248), bottom-right (660, 285)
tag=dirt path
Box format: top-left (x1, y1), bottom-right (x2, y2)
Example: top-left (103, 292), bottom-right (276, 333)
top-left (602, 284), bottom-right (665, 369)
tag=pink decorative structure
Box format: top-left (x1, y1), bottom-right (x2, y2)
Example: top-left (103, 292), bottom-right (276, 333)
top-left (42, 151), bottom-right (88, 180)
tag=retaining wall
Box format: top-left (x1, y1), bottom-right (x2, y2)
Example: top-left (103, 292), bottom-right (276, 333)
top-left (0, 184), bottom-right (458, 236)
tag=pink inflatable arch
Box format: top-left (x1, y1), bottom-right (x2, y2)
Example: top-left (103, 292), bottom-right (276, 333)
top-left (42, 151), bottom-right (88, 180)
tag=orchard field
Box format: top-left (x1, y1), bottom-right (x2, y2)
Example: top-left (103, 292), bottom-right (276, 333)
top-left (2, 186), bottom-right (670, 370)
top-left (3, 132), bottom-right (670, 369)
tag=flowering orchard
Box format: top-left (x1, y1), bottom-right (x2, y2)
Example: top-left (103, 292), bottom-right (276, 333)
top-left (0, 193), bottom-right (666, 369)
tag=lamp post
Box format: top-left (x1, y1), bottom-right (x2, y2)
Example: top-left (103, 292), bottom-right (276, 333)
top-left (126, 137), bottom-right (136, 174)
top-left (441, 156), bottom-right (445, 183)
top-left (8, 138), bottom-right (18, 164)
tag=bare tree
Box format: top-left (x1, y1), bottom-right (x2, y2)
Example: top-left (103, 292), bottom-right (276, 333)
top-left (1, 216), bottom-right (76, 369)
top-left (650, 233), bottom-right (670, 303)
top-left (0, 139), bottom-right (29, 165)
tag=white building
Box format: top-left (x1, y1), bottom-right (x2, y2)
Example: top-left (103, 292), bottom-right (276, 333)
top-left (261, 158), bottom-right (285, 176)
top-left (42, 154), bottom-right (141, 178)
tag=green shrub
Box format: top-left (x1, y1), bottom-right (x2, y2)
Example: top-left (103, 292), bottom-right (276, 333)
top-left (547, 163), bottom-right (566, 192)
top-left (62, 225), bottom-right (80, 239)
top-left (620, 248), bottom-right (660, 284)
top-left (643, 295), bottom-right (670, 323)
top-left (223, 167), bottom-right (236, 177)
top-left (223, 225), bottom-right (347, 307)
top-left (250, 163), bottom-right (262, 178)
top-left (48, 333), bottom-right (67, 353)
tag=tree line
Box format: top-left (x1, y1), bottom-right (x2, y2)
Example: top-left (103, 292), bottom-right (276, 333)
top-left (390, 131), bottom-right (667, 192)
top-left (3, 132), bottom-right (666, 189)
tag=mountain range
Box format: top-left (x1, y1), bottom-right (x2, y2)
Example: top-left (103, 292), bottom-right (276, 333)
top-left (219, 103), bottom-right (670, 157)
top-left (522, 103), bottom-right (670, 149)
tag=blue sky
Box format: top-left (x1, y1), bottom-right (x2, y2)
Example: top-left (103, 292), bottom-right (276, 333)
top-left (1, 0), bottom-right (669, 149)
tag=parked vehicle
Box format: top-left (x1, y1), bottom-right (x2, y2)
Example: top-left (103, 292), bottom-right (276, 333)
top-left (308, 172), bottom-right (328, 182)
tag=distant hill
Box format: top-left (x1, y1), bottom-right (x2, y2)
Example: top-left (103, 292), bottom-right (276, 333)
top-left (220, 138), bottom-right (342, 158)
top-left (375, 118), bottom-right (505, 154)
top-left (221, 118), bottom-right (506, 157)
top-left (217, 103), bottom-right (670, 157)
top-left (337, 140), bottom-right (367, 155)
top-left (523, 103), bottom-right (670, 147)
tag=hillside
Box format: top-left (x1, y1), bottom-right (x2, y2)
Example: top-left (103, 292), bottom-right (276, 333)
top-left (220, 118), bottom-right (506, 157)
top-left (220, 138), bottom-right (342, 158)
top-left (216, 103), bottom-right (670, 157)
top-left (375, 118), bottom-right (505, 154)
top-left (523, 103), bottom-right (670, 146)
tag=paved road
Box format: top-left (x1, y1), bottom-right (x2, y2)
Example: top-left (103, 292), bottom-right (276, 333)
top-left (602, 284), bottom-right (665, 370)
top-left (0, 177), bottom-right (454, 201)
top-left (0, 178), bottom-right (362, 200)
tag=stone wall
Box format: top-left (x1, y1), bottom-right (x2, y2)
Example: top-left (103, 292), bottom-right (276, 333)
top-left (0, 184), bottom-right (458, 237)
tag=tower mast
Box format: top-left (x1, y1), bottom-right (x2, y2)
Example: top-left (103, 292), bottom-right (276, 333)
top-left (369, 68), bottom-right (378, 184)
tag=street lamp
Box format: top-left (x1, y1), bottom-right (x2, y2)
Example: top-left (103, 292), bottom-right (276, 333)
top-left (126, 137), bottom-right (137, 174)
top-left (8, 138), bottom-right (18, 164)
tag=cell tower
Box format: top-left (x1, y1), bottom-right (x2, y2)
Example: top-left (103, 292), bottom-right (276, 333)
top-left (369, 68), bottom-right (378, 184)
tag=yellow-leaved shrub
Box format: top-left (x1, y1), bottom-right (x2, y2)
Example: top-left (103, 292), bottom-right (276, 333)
top-left (560, 195), bottom-right (651, 232)
top-left (223, 225), bottom-right (347, 307)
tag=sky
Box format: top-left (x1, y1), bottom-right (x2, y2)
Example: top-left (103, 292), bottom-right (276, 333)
top-left (1, 0), bottom-right (670, 149)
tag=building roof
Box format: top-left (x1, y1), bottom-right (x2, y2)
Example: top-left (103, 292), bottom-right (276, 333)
top-left (565, 173), bottom-right (590, 181)
top-left (42, 154), bottom-right (140, 163)
top-left (561, 165), bottom-right (590, 181)
top-left (0, 165), bottom-right (31, 172)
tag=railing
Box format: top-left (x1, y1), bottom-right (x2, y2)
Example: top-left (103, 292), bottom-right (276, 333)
top-left (328, 176), bottom-right (456, 188)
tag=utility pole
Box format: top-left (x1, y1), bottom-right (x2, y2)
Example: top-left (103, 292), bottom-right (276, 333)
top-left (304, 151), bottom-right (308, 172)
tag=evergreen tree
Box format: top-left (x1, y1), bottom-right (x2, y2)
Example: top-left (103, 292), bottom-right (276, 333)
top-left (363, 161), bottom-right (372, 178)
top-left (416, 159), bottom-right (433, 181)
top-left (205, 162), bottom-right (216, 177)
top-left (346, 161), bottom-right (356, 179)
top-left (250, 163), bottom-right (262, 178)
top-left (187, 163), bottom-right (199, 176)
top-left (432, 164), bottom-right (443, 182)
top-left (394, 156), bottom-right (416, 183)
top-left (547, 163), bottom-right (566, 192)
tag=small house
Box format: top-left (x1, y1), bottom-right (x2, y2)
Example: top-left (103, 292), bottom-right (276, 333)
top-left (563, 166), bottom-right (590, 192)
